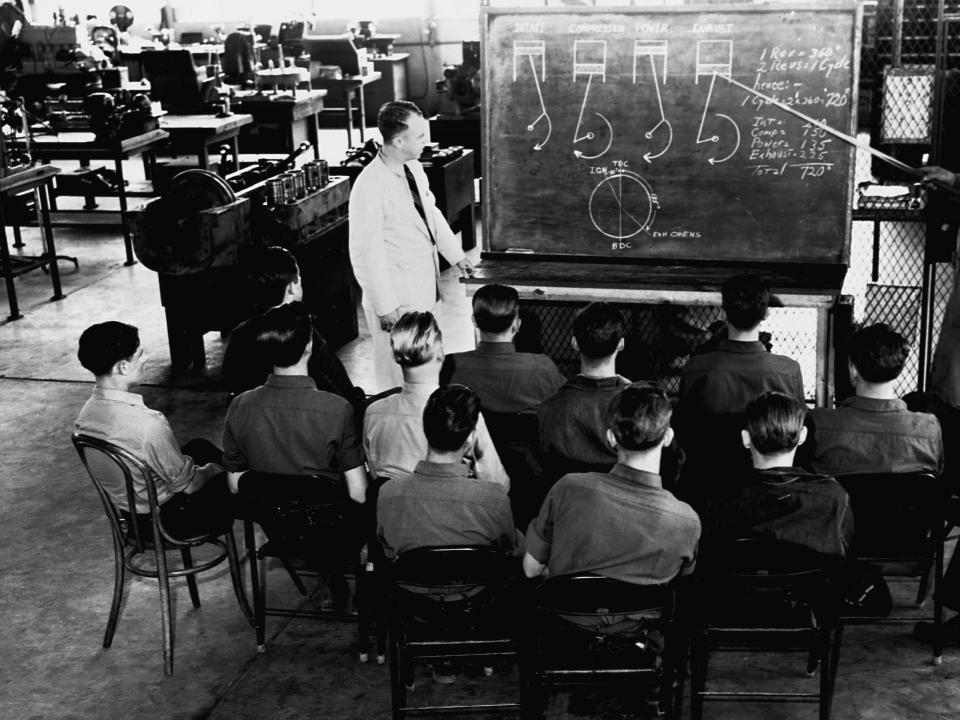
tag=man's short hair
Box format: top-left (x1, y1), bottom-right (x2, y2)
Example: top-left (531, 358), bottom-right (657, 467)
top-left (256, 301), bottom-right (312, 368)
top-left (254, 246), bottom-right (299, 309)
top-left (848, 323), bottom-right (909, 383)
top-left (472, 283), bottom-right (519, 334)
top-left (422, 384), bottom-right (481, 452)
top-left (78, 321), bottom-right (140, 376)
top-left (744, 391), bottom-right (808, 455)
top-left (607, 383), bottom-right (672, 452)
top-left (722, 274), bottom-right (770, 331)
top-left (390, 311), bottom-right (442, 368)
top-left (378, 100), bottom-right (423, 144)
top-left (573, 302), bottom-right (627, 359)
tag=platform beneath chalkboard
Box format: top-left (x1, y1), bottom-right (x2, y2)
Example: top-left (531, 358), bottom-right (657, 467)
top-left (466, 255), bottom-right (846, 307)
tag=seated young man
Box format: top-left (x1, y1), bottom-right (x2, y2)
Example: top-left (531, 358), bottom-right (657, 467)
top-left (377, 384), bottom-right (518, 559)
top-left (701, 392), bottom-right (854, 559)
top-left (75, 321), bottom-right (233, 539)
top-left (524, 384), bottom-right (701, 585)
top-left (678, 274), bottom-right (805, 498)
top-left (364, 311), bottom-right (509, 489)
top-left (537, 302), bottom-right (633, 480)
top-left (440, 283), bottom-right (565, 414)
top-left (221, 246), bottom-right (364, 414)
top-left (802, 323), bottom-right (943, 476)
top-left (221, 301), bottom-right (367, 505)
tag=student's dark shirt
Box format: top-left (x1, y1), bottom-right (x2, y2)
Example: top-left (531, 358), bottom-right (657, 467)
top-left (441, 341), bottom-right (566, 414)
top-left (377, 460), bottom-right (517, 559)
top-left (538, 374), bottom-right (631, 474)
top-left (700, 467), bottom-right (854, 558)
top-left (679, 339), bottom-right (805, 413)
top-left (677, 340), bottom-right (805, 487)
top-left (222, 374), bottom-right (364, 475)
top-left (525, 463), bottom-right (701, 584)
top-left (803, 396), bottom-right (943, 476)
top-left (223, 316), bottom-right (361, 403)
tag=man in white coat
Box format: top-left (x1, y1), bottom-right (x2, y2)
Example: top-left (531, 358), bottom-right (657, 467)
top-left (349, 100), bottom-right (475, 392)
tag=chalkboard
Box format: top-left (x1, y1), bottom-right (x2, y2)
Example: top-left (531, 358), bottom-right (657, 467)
top-left (481, 4), bottom-right (861, 266)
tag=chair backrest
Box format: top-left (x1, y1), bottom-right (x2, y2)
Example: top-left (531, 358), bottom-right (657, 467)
top-left (390, 545), bottom-right (517, 588)
top-left (834, 472), bottom-right (941, 558)
top-left (239, 470), bottom-right (357, 562)
top-left (537, 573), bottom-right (670, 618)
top-left (699, 538), bottom-right (839, 625)
top-left (388, 546), bottom-right (518, 630)
top-left (72, 433), bottom-right (165, 553)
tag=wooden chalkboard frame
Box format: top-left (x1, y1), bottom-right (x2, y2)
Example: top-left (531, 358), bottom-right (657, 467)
top-left (480, 2), bottom-right (860, 287)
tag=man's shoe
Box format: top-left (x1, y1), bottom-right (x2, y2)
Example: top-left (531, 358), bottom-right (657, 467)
top-left (914, 614), bottom-right (960, 645)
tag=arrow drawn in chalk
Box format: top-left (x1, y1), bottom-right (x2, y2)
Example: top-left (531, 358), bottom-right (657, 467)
top-left (525, 54), bottom-right (551, 151)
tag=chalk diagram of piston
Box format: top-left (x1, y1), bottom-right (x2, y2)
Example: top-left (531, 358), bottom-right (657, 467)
top-left (572, 40), bottom-right (613, 160)
top-left (632, 40), bottom-right (672, 163)
top-left (513, 41), bottom-right (551, 151)
top-left (588, 171), bottom-right (660, 239)
top-left (695, 41), bottom-right (741, 165)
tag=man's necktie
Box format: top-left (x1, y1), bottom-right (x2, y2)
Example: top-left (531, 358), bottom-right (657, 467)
top-left (404, 165), bottom-right (436, 246)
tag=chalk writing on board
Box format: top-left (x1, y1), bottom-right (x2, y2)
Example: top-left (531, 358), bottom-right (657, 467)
top-left (484, 7), bottom-right (858, 260)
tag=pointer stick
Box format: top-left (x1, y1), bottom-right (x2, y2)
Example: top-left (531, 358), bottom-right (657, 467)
top-left (722, 74), bottom-right (960, 199)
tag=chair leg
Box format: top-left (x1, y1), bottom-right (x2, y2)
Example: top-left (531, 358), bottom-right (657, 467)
top-left (180, 548), bottom-right (201, 609)
top-left (829, 622), bottom-right (843, 691)
top-left (256, 553), bottom-right (268, 650)
top-left (104, 537), bottom-right (126, 648)
top-left (281, 557), bottom-right (309, 596)
top-left (243, 520), bottom-right (266, 650)
top-left (375, 569), bottom-right (389, 664)
top-left (388, 617), bottom-right (406, 720)
top-left (356, 558), bottom-right (371, 662)
top-left (690, 634), bottom-right (708, 720)
top-left (225, 529), bottom-right (254, 625)
top-left (818, 628), bottom-right (832, 720)
top-left (155, 544), bottom-right (175, 676)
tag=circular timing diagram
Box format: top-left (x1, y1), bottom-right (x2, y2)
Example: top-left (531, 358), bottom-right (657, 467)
top-left (588, 172), bottom-right (659, 240)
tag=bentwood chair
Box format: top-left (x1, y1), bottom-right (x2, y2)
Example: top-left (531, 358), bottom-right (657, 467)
top-left (238, 470), bottom-right (373, 658)
top-left (835, 472), bottom-right (946, 664)
top-left (72, 433), bottom-right (253, 676)
top-left (529, 573), bottom-right (684, 720)
top-left (690, 539), bottom-right (843, 720)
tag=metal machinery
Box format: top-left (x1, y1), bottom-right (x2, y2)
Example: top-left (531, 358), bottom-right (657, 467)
top-left (130, 148), bottom-right (356, 372)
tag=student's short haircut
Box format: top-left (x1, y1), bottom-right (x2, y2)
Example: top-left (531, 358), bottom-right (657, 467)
top-left (744, 391), bottom-right (808, 455)
top-left (254, 246), bottom-right (299, 309)
top-left (847, 323), bottom-right (909, 383)
top-left (422, 384), bottom-right (481, 452)
top-left (573, 302), bottom-right (627, 359)
top-left (607, 383), bottom-right (672, 452)
top-left (721, 274), bottom-right (770, 331)
top-left (78, 321), bottom-right (140, 376)
top-left (378, 100), bottom-right (423, 144)
top-left (256, 301), bottom-right (312, 368)
top-left (472, 283), bottom-right (519, 334)
top-left (390, 311), bottom-right (442, 368)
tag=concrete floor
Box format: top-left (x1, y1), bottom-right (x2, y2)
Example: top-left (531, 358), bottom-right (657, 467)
top-left (2, 130), bottom-right (960, 719)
